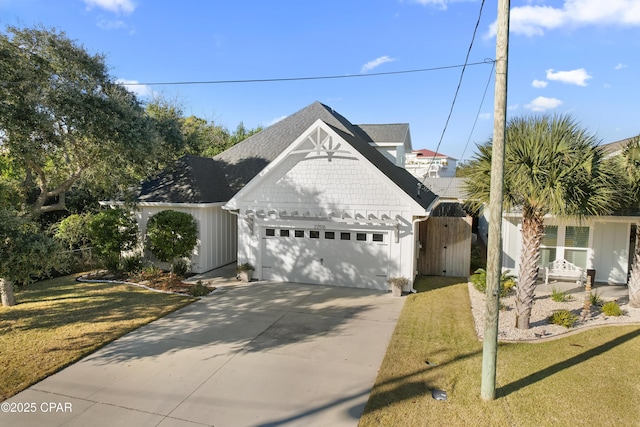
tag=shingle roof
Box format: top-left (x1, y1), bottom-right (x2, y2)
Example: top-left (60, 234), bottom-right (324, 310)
top-left (601, 136), bottom-right (635, 157)
top-left (356, 123), bottom-right (410, 144)
top-left (422, 177), bottom-right (467, 201)
top-left (136, 102), bottom-right (437, 210)
top-left (136, 155), bottom-right (233, 204)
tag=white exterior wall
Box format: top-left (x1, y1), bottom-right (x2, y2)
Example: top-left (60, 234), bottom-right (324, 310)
top-left (230, 122), bottom-right (429, 290)
top-left (592, 221), bottom-right (629, 284)
top-left (137, 205), bottom-right (237, 273)
top-left (501, 215), bottom-right (633, 285)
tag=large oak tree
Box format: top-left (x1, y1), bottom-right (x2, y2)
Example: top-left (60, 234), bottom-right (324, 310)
top-left (0, 26), bottom-right (157, 214)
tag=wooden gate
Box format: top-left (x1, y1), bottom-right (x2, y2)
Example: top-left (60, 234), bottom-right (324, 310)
top-left (418, 214), bottom-right (472, 277)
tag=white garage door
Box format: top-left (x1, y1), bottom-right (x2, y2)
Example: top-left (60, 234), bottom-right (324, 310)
top-left (261, 227), bottom-right (389, 290)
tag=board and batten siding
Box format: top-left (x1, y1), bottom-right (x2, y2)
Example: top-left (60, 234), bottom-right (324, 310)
top-left (137, 205), bottom-right (237, 274)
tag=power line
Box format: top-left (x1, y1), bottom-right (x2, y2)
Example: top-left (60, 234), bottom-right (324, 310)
top-left (121, 61), bottom-right (492, 86)
top-left (435, 60), bottom-right (495, 200)
top-left (422, 0), bottom-right (488, 185)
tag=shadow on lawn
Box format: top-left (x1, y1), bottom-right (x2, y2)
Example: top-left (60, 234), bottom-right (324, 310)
top-left (498, 328), bottom-right (640, 398)
top-left (414, 275), bottom-right (467, 293)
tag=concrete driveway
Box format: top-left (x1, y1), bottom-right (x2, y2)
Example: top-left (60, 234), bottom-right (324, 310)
top-left (1, 281), bottom-right (405, 427)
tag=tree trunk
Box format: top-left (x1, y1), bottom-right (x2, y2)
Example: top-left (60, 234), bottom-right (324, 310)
top-left (628, 223), bottom-right (640, 308)
top-left (515, 209), bottom-right (544, 329)
top-left (1, 278), bottom-right (16, 307)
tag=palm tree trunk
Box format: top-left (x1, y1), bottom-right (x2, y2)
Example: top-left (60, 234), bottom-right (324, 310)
top-left (628, 223), bottom-right (640, 308)
top-left (515, 209), bottom-right (545, 329)
top-left (1, 278), bottom-right (16, 307)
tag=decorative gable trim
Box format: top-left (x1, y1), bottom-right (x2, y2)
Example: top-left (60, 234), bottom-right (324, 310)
top-left (224, 119), bottom-right (433, 214)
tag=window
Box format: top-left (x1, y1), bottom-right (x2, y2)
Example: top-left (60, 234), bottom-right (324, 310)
top-left (537, 225), bottom-right (589, 270)
top-left (310, 230), bottom-right (320, 239)
top-left (280, 229), bottom-right (290, 237)
top-left (356, 233), bottom-right (367, 241)
top-left (340, 232), bottom-right (351, 240)
top-left (539, 226), bottom-right (557, 267)
top-left (372, 233), bottom-right (384, 242)
top-left (295, 230), bottom-right (304, 238)
top-left (565, 226), bottom-right (589, 269)
top-left (325, 232), bottom-right (335, 240)
top-left (265, 228), bottom-right (275, 237)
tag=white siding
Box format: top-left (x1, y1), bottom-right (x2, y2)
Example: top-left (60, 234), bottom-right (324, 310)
top-left (137, 205), bottom-right (237, 274)
top-left (232, 123), bottom-right (426, 289)
top-left (593, 222), bottom-right (629, 284)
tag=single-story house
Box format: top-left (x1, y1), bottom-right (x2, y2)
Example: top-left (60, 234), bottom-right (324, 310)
top-left (482, 137), bottom-right (640, 285)
top-left (123, 102), bottom-right (439, 290)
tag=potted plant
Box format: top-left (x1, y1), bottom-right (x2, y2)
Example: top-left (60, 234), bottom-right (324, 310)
top-left (387, 276), bottom-right (408, 297)
top-left (236, 262), bottom-right (255, 282)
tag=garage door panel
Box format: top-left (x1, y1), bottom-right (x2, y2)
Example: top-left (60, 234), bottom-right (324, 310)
top-left (262, 228), bottom-right (389, 290)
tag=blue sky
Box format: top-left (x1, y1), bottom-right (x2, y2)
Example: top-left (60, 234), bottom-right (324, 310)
top-left (1, 0), bottom-right (639, 161)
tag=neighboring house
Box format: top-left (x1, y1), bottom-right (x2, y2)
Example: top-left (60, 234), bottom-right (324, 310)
top-left (485, 137), bottom-right (640, 285)
top-left (405, 149), bottom-right (458, 179)
top-left (118, 102), bottom-right (439, 290)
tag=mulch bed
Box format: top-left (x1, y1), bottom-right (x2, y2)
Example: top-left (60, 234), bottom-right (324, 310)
top-left (80, 269), bottom-right (216, 297)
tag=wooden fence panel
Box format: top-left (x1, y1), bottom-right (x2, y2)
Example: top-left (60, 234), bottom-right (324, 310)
top-left (418, 216), bottom-right (472, 277)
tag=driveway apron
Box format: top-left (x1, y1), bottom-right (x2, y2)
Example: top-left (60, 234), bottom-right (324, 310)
top-left (1, 281), bottom-right (405, 427)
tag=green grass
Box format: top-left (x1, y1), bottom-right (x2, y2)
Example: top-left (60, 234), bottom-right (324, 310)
top-left (360, 276), bottom-right (640, 427)
top-left (0, 274), bottom-right (195, 401)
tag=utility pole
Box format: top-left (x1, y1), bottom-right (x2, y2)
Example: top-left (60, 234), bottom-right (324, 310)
top-left (481, 0), bottom-right (510, 401)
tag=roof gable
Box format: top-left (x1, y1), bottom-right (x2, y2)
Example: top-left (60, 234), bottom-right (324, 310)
top-left (134, 102), bottom-right (437, 209)
top-left (225, 119), bottom-right (437, 213)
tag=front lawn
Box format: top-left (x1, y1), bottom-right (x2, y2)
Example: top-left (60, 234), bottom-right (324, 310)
top-left (0, 274), bottom-right (195, 400)
top-left (360, 276), bottom-right (640, 427)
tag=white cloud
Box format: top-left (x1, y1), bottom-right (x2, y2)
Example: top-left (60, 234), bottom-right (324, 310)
top-left (83, 0), bottom-right (136, 15)
top-left (361, 56), bottom-right (396, 73)
top-left (478, 113), bottom-right (491, 120)
top-left (117, 79), bottom-right (152, 98)
top-left (408, 0), bottom-right (476, 10)
top-left (409, 0), bottom-right (448, 8)
top-left (615, 63), bottom-right (627, 70)
top-left (97, 19), bottom-right (127, 30)
top-left (532, 79), bottom-right (548, 88)
top-left (486, 0), bottom-right (640, 37)
top-left (546, 68), bottom-right (592, 86)
top-left (525, 96), bottom-right (563, 112)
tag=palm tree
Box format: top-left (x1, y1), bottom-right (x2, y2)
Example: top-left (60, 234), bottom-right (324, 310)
top-left (464, 115), bottom-right (622, 329)
top-left (620, 136), bottom-right (640, 307)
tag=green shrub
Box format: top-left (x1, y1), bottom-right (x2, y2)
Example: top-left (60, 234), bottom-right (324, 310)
top-left (121, 254), bottom-right (143, 274)
top-left (172, 258), bottom-right (190, 278)
top-left (190, 281), bottom-right (211, 297)
top-left (88, 208), bottom-right (138, 272)
top-left (590, 291), bottom-right (604, 307)
top-left (470, 268), bottom-right (516, 297)
top-left (54, 213), bottom-right (93, 250)
top-left (146, 210), bottom-right (198, 274)
top-left (551, 287), bottom-right (573, 302)
top-left (470, 240), bottom-right (485, 271)
top-left (602, 301), bottom-right (623, 316)
top-left (236, 262), bottom-right (255, 273)
top-left (547, 309), bottom-right (579, 328)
